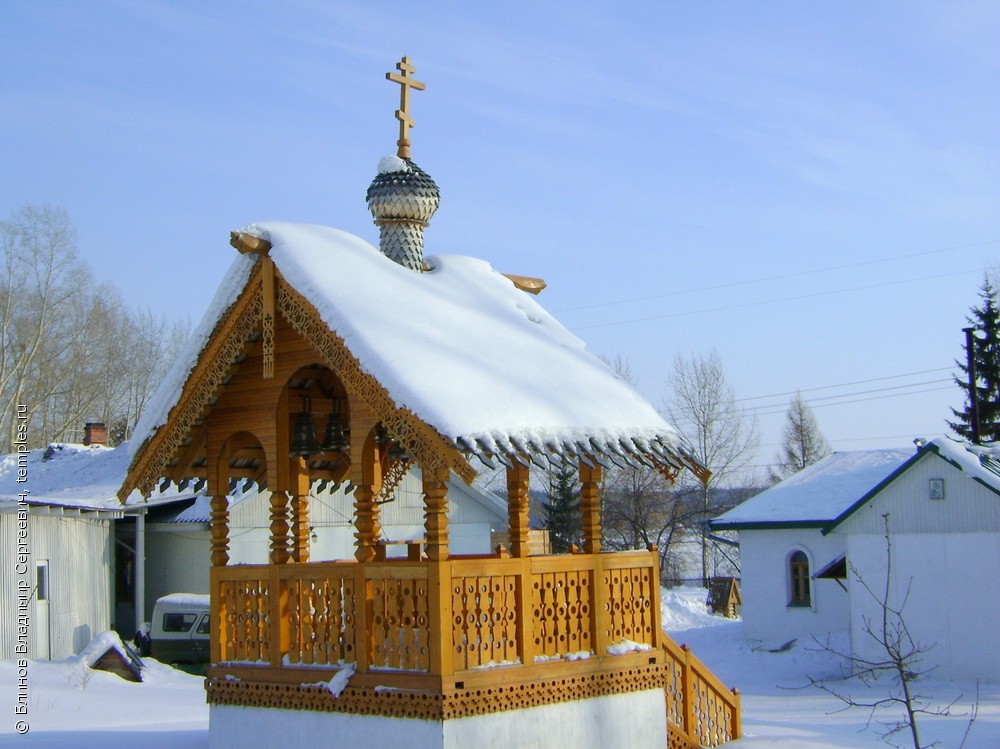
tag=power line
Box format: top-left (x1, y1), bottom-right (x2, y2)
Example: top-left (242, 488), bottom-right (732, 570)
top-left (740, 379), bottom-right (952, 415)
top-left (747, 384), bottom-right (954, 418)
top-left (556, 239), bottom-right (999, 314)
top-left (735, 367), bottom-right (953, 403)
top-left (569, 267), bottom-right (981, 331)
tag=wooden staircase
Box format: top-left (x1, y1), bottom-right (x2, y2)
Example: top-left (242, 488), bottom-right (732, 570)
top-left (661, 634), bottom-right (741, 748)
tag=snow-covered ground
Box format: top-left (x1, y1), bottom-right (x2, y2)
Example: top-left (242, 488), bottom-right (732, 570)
top-left (2, 588), bottom-right (997, 747)
top-left (663, 588), bottom-right (1000, 748)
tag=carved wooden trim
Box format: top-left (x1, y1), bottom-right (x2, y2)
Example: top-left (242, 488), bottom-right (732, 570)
top-left (275, 278), bottom-right (475, 484)
top-left (206, 661), bottom-right (669, 721)
top-left (376, 456), bottom-right (410, 503)
top-left (121, 263), bottom-right (265, 499)
top-left (261, 257), bottom-right (275, 379)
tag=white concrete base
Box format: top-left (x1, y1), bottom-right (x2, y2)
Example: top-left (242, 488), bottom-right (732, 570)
top-left (209, 688), bottom-right (668, 749)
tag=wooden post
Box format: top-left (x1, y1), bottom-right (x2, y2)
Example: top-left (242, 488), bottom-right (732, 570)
top-left (207, 435), bottom-right (226, 666)
top-left (731, 688), bottom-right (742, 738)
top-left (423, 464), bottom-right (453, 677)
top-left (209, 494), bottom-right (230, 566)
top-left (514, 556), bottom-right (536, 667)
top-left (353, 563), bottom-right (370, 674)
top-left (681, 644), bottom-right (697, 741)
top-left (592, 553), bottom-right (611, 657)
top-left (353, 482), bottom-right (381, 563)
top-left (269, 564), bottom-right (289, 668)
top-left (354, 422), bottom-right (383, 563)
top-left (579, 461), bottom-right (603, 554)
top-left (506, 460), bottom-right (531, 558)
top-left (268, 490), bottom-right (291, 564)
top-left (210, 566), bottom-right (223, 663)
top-left (290, 457), bottom-right (311, 563)
top-left (648, 543), bottom-right (663, 646)
top-left (422, 465), bottom-right (450, 561)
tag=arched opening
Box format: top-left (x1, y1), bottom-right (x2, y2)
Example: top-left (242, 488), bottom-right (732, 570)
top-left (284, 364), bottom-right (352, 482)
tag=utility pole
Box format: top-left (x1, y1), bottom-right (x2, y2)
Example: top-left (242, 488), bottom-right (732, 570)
top-left (964, 326), bottom-right (981, 445)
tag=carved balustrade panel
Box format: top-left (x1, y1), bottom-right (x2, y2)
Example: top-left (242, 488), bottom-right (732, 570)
top-left (369, 573), bottom-right (430, 671)
top-left (286, 571), bottom-right (356, 666)
top-left (602, 565), bottom-right (655, 647)
top-left (663, 648), bottom-right (686, 727)
top-left (450, 573), bottom-right (519, 670)
top-left (530, 568), bottom-right (592, 658)
top-left (692, 670), bottom-right (737, 748)
top-left (220, 576), bottom-right (271, 663)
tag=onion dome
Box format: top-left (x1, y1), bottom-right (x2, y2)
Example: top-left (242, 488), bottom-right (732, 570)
top-left (366, 155), bottom-right (440, 271)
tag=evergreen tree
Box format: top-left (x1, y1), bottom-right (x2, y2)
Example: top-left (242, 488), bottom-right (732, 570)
top-left (543, 462), bottom-right (581, 553)
top-left (949, 276), bottom-right (1000, 443)
top-left (771, 392), bottom-right (831, 481)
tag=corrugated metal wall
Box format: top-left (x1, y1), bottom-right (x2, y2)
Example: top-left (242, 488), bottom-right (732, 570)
top-left (0, 510), bottom-right (112, 659)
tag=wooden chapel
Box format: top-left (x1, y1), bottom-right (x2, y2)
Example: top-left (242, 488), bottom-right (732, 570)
top-left (120, 57), bottom-right (740, 749)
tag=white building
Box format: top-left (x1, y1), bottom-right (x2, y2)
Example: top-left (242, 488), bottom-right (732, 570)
top-left (0, 439), bottom-right (136, 660)
top-left (711, 436), bottom-right (1000, 682)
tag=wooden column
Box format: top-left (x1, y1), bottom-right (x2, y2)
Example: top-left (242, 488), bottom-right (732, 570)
top-left (422, 464), bottom-right (450, 561)
top-left (290, 457), bottom-right (311, 563)
top-left (353, 482), bottom-right (382, 563)
top-left (423, 464), bottom-right (453, 677)
top-left (353, 417), bottom-right (383, 563)
top-left (209, 494), bottom-right (230, 566)
top-left (579, 461), bottom-right (603, 554)
top-left (268, 490), bottom-right (291, 564)
top-left (506, 460), bottom-right (531, 558)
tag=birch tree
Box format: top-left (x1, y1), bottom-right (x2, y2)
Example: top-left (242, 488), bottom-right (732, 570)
top-left (666, 349), bottom-right (758, 585)
top-left (0, 205), bottom-right (187, 450)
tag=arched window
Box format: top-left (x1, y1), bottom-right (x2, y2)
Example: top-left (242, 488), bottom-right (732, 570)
top-left (789, 550), bottom-right (811, 607)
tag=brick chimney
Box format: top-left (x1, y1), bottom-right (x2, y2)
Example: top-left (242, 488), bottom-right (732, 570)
top-left (83, 422), bottom-right (108, 446)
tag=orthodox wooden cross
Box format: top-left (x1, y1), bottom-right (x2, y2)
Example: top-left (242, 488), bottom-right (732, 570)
top-left (386, 56), bottom-right (425, 159)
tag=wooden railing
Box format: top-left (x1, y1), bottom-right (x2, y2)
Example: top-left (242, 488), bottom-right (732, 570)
top-left (661, 635), bottom-right (741, 748)
top-left (211, 550), bottom-right (739, 746)
top-left (213, 550), bottom-right (663, 671)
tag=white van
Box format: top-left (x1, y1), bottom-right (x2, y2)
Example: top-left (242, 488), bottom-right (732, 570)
top-left (150, 593), bottom-right (210, 668)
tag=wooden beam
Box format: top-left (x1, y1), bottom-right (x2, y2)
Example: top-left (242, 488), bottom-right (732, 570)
top-left (230, 231), bottom-right (272, 255)
top-left (502, 273), bottom-right (547, 295)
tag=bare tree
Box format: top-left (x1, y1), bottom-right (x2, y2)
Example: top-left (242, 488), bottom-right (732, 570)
top-left (666, 350), bottom-right (758, 586)
top-left (602, 465), bottom-right (703, 578)
top-left (594, 354), bottom-right (702, 575)
top-left (0, 206), bottom-right (93, 449)
top-left (771, 391), bottom-right (831, 482)
top-left (0, 205), bottom-right (188, 450)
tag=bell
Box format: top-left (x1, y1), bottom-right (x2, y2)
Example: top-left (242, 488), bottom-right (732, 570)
top-left (388, 442), bottom-right (408, 462)
top-left (322, 413), bottom-right (350, 452)
top-left (290, 410), bottom-right (321, 457)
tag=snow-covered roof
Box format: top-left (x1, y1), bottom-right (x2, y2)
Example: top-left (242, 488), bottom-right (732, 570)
top-left (131, 222), bottom-right (694, 473)
top-left (0, 443), bottom-right (198, 511)
top-left (712, 436), bottom-right (1000, 533)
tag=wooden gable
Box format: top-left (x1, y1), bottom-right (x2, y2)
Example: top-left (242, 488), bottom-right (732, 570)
top-left (120, 246), bottom-right (473, 504)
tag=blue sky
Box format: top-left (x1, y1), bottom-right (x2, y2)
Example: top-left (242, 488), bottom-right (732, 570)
top-left (3, 1), bottom-right (998, 475)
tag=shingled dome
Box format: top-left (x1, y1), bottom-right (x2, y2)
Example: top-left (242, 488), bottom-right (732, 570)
top-left (366, 157), bottom-right (440, 270)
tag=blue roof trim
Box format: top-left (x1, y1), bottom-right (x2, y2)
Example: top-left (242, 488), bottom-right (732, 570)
top-left (821, 443), bottom-right (939, 535)
top-left (709, 519), bottom-right (828, 531)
